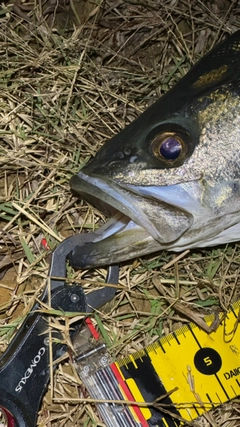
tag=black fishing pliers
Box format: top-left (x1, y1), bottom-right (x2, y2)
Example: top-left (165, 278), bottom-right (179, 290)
top-left (0, 233), bottom-right (119, 427)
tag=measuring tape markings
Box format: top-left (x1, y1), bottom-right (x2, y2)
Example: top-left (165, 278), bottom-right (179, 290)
top-left (112, 301), bottom-right (240, 425)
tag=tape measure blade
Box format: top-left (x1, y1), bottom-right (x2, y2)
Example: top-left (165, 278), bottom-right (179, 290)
top-left (116, 301), bottom-right (240, 424)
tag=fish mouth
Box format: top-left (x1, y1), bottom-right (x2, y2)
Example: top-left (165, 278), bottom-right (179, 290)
top-left (69, 171), bottom-right (193, 269)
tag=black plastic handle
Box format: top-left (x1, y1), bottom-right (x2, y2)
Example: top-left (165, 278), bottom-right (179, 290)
top-left (0, 284), bottom-right (87, 427)
top-left (0, 232), bottom-right (119, 427)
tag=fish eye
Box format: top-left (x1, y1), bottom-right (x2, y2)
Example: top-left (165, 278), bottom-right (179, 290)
top-left (151, 132), bottom-right (185, 162)
top-left (159, 137), bottom-right (182, 160)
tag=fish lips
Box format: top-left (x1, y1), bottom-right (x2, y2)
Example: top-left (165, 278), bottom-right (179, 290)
top-left (70, 171), bottom-right (193, 246)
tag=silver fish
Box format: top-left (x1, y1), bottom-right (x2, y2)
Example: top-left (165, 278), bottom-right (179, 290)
top-left (69, 31), bottom-right (240, 269)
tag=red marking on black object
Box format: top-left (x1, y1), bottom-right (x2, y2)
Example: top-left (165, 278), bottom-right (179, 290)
top-left (85, 317), bottom-right (100, 340)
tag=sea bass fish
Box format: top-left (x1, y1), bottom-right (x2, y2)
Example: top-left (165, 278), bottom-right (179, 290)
top-left (69, 31), bottom-right (240, 269)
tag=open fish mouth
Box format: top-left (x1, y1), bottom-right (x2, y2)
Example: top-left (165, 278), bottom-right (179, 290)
top-left (68, 171), bottom-right (194, 268)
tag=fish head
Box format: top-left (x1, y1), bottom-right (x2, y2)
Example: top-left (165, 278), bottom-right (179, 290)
top-left (69, 31), bottom-right (240, 268)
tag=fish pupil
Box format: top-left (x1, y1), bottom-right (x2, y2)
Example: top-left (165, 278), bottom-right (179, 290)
top-left (159, 137), bottom-right (182, 160)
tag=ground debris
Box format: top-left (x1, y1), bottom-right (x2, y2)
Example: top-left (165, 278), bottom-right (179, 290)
top-left (0, 1), bottom-right (240, 426)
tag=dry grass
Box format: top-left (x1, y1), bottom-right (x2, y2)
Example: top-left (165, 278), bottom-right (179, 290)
top-left (0, 1), bottom-right (240, 426)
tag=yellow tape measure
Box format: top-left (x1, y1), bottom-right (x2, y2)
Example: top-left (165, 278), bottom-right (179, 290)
top-left (114, 300), bottom-right (240, 426)
top-left (75, 301), bottom-right (240, 427)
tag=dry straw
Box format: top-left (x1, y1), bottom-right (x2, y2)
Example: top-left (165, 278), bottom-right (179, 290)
top-left (0, 1), bottom-right (240, 426)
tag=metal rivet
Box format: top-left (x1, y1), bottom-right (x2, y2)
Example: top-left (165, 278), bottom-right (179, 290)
top-left (70, 293), bottom-right (80, 303)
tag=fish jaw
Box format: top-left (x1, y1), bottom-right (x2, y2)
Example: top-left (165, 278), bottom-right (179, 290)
top-left (71, 172), bottom-right (193, 244)
top-left (69, 170), bottom-right (240, 269)
top-left (69, 171), bottom-right (195, 268)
